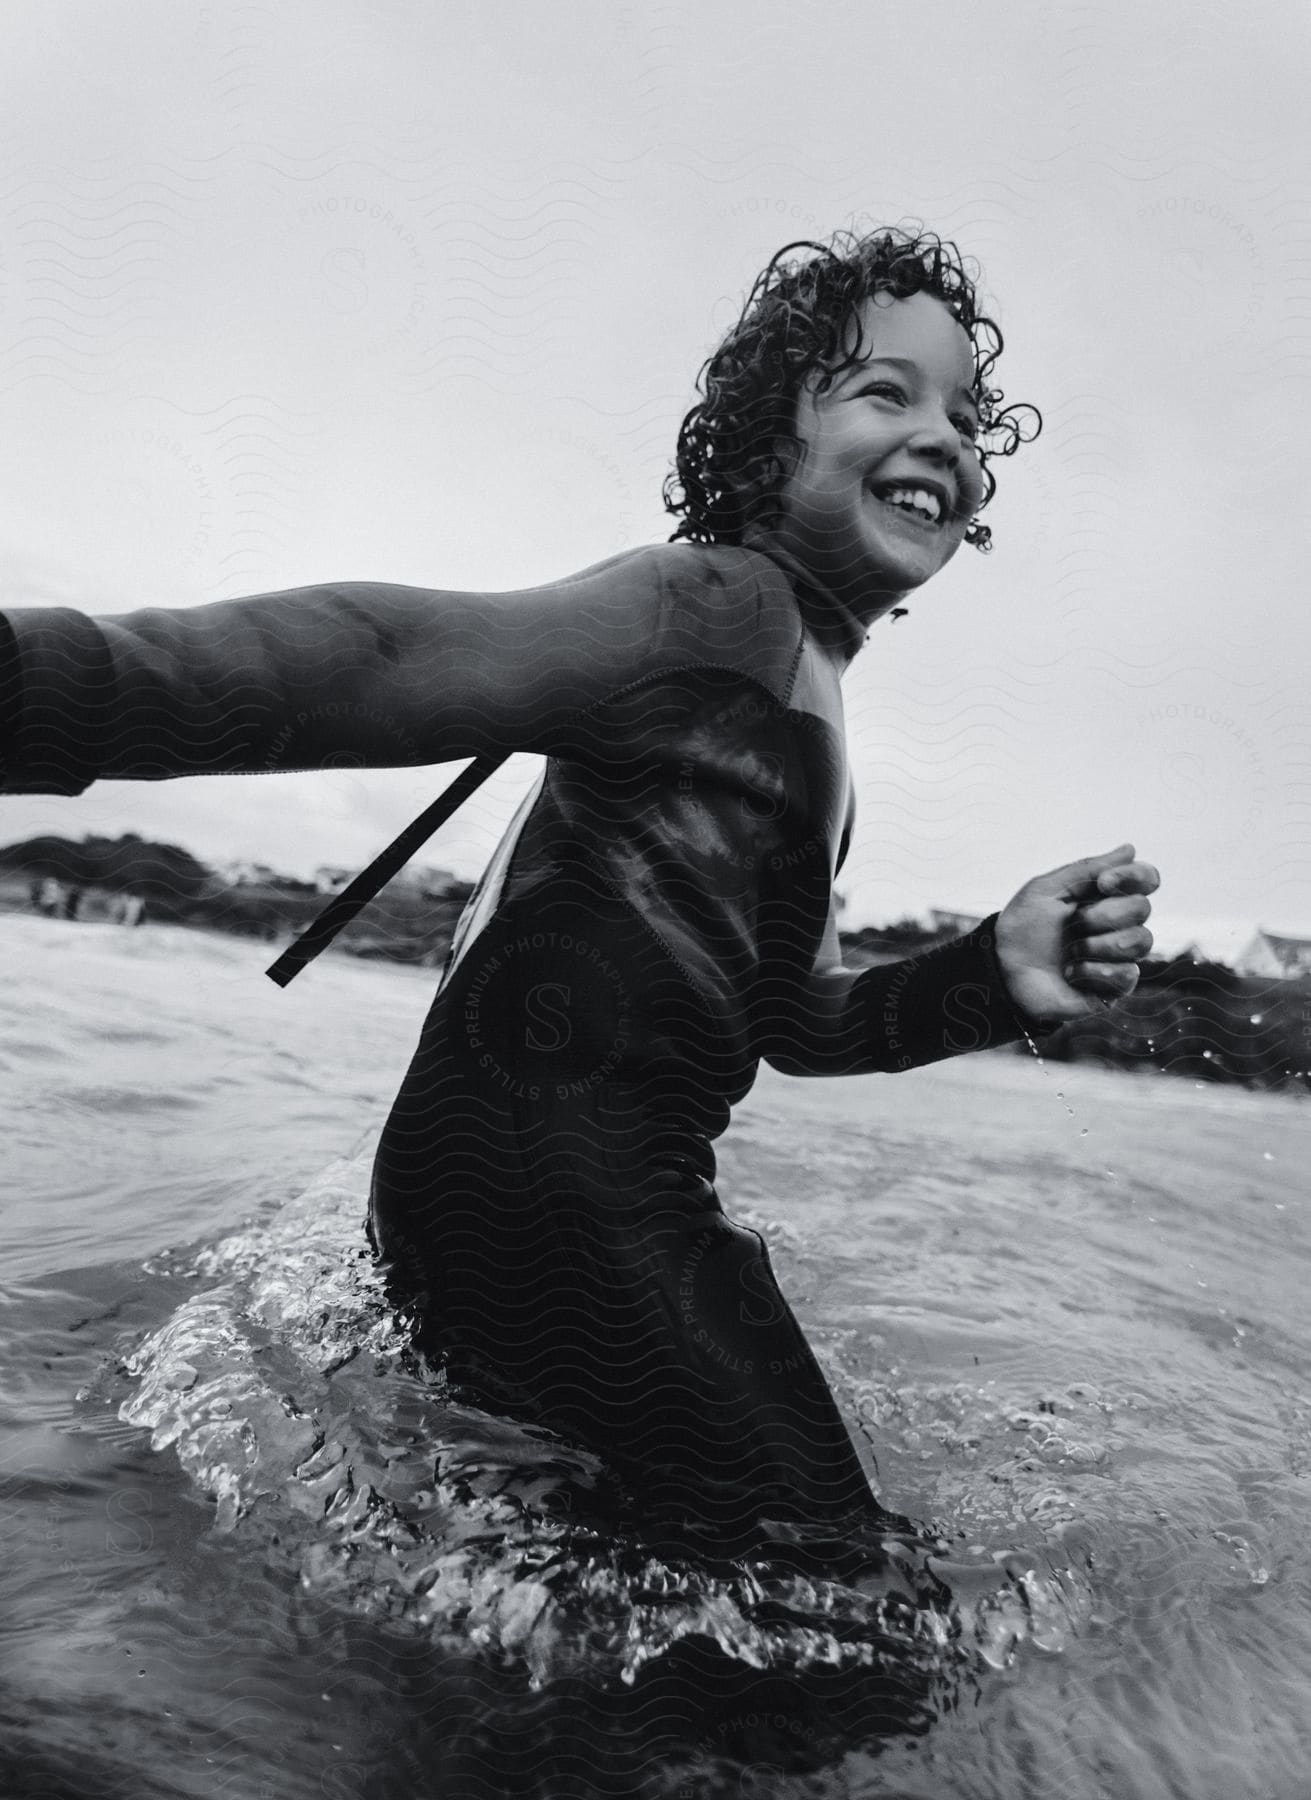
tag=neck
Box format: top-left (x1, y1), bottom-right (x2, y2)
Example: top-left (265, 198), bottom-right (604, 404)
top-left (740, 524), bottom-right (890, 668)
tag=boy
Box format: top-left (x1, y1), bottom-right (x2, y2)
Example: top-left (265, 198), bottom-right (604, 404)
top-left (0, 228), bottom-right (1156, 1546)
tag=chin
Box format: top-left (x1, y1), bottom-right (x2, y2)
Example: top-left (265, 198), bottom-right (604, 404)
top-left (863, 561), bottom-right (934, 598)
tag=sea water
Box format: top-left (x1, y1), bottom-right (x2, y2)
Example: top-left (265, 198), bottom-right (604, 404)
top-left (3, 912), bottom-right (1311, 1798)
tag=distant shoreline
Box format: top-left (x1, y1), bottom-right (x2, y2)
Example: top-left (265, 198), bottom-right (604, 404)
top-left (4, 839), bottom-right (1308, 1097)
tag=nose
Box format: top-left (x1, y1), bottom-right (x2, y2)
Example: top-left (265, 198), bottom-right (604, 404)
top-left (907, 401), bottom-right (962, 466)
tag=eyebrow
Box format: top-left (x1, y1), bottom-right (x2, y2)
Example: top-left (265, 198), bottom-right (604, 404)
top-left (848, 356), bottom-right (979, 404)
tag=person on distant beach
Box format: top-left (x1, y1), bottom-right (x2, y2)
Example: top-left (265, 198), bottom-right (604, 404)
top-left (34, 876), bottom-right (64, 918)
top-left (115, 890), bottom-right (145, 928)
top-left (0, 227), bottom-right (1157, 1546)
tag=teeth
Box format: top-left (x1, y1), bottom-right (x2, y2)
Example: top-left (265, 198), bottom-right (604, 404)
top-left (879, 485), bottom-right (942, 523)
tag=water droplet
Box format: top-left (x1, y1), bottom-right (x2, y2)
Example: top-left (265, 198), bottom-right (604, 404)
top-left (1079, 1127), bottom-right (1088, 1136)
top-left (1263, 1152), bottom-right (1274, 1161)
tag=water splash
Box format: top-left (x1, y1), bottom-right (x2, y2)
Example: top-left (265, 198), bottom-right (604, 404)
top-left (119, 1145), bottom-right (1093, 1690)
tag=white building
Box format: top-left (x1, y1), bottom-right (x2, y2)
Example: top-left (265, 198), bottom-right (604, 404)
top-left (1234, 928), bottom-right (1311, 980)
top-left (314, 865), bottom-right (355, 895)
top-left (314, 862), bottom-right (463, 898)
top-left (930, 908), bottom-right (984, 937)
top-left (222, 859), bottom-right (284, 888)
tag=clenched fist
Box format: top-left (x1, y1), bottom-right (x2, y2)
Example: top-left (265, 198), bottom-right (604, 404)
top-left (994, 843), bottom-right (1160, 1029)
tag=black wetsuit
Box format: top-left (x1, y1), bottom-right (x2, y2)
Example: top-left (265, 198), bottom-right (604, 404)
top-left (0, 529), bottom-right (1022, 1537)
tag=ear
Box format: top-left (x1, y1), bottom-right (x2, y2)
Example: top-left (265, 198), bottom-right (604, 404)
top-left (760, 416), bottom-right (807, 487)
top-left (768, 437), bottom-right (797, 482)
top-left (737, 443), bottom-right (791, 511)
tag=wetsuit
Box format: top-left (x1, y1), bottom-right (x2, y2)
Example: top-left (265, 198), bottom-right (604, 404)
top-left (0, 529), bottom-right (1023, 1537)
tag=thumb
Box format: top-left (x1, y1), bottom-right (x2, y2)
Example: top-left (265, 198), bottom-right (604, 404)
top-left (1033, 843), bottom-right (1137, 903)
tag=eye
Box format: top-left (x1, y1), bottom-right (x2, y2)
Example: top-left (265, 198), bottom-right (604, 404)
top-left (861, 380), bottom-right (908, 405)
top-left (952, 411), bottom-right (981, 442)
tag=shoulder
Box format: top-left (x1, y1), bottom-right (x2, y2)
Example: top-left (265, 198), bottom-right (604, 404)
top-left (563, 540), bottom-right (803, 698)
top-left (552, 538), bottom-right (792, 604)
top-left (609, 538), bottom-right (796, 604)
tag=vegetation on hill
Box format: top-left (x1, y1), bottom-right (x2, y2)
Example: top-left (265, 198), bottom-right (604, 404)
top-left (0, 832), bottom-right (214, 916)
top-left (0, 832), bottom-right (473, 963)
top-left (1036, 954), bottom-right (1310, 1094)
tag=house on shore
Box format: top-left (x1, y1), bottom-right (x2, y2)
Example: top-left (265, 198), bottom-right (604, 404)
top-left (222, 859), bottom-right (289, 888)
top-left (314, 865), bottom-right (356, 895)
top-left (314, 863), bottom-right (463, 899)
top-left (1234, 928), bottom-right (1311, 980)
top-left (929, 908), bottom-right (984, 938)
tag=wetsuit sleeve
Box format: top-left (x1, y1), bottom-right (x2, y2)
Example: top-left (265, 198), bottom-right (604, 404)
top-left (0, 546), bottom-right (787, 796)
top-left (761, 905), bottom-right (1030, 1077)
top-left (0, 612), bottom-right (20, 781)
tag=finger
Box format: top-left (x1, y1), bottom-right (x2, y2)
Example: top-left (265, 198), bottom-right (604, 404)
top-left (1072, 895), bottom-right (1152, 934)
top-left (1066, 960), bottom-right (1141, 997)
top-left (1072, 925), bottom-right (1153, 962)
top-left (1034, 844), bottom-right (1136, 903)
top-left (1093, 859), bottom-right (1160, 899)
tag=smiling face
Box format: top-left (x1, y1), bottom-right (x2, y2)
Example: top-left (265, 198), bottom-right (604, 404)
top-left (772, 289), bottom-right (985, 620)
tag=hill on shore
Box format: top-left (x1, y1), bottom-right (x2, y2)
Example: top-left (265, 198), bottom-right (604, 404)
top-left (0, 832), bottom-right (473, 967)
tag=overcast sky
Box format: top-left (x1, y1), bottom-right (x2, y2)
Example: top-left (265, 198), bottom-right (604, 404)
top-left (2, 0), bottom-right (1307, 957)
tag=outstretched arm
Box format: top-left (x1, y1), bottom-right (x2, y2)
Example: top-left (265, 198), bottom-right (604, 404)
top-left (0, 545), bottom-right (796, 796)
top-left (0, 564), bottom-right (645, 794)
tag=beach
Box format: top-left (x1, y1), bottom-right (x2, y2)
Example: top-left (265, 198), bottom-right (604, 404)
top-left (4, 911), bottom-right (1311, 1797)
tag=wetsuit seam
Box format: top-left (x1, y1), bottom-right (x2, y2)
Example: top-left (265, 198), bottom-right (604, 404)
top-left (781, 630), bottom-right (805, 708)
top-left (555, 657), bottom-right (796, 735)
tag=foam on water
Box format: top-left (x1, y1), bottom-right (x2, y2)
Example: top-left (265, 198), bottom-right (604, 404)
top-left (118, 1144), bottom-right (1092, 1694)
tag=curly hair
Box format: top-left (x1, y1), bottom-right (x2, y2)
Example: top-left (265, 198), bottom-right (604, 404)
top-left (663, 226), bottom-right (1040, 553)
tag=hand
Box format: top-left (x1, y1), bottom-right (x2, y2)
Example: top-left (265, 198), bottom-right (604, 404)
top-left (993, 843), bottom-right (1160, 1029)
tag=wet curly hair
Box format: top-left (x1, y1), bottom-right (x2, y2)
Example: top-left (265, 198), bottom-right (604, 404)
top-left (663, 225), bottom-right (1040, 552)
